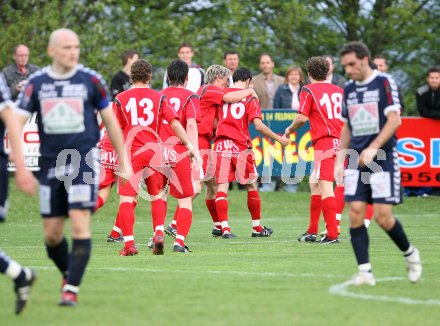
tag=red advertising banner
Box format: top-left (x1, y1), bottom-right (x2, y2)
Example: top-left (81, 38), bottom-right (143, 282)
top-left (396, 117), bottom-right (440, 186)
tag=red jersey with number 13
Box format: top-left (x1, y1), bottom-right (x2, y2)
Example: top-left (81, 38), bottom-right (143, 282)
top-left (114, 87), bottom-right (178, 150)
top-left (298, 82), bottom-right (343, 143)
top-left (215, 88), bottom-right (262, 148)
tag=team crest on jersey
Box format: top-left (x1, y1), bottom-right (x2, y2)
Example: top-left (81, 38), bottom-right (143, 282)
top-left (41, 97), bottom-right (85, 134)
top-left (348, 102), bottom-right (379, 137)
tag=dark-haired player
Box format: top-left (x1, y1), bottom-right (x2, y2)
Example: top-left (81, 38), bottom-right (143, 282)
top-left (214, 68), bottom-right (289, 238)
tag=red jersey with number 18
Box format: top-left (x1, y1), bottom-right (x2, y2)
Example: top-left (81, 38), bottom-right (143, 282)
top-left (298, 82), bottom-right (343, 143)
top-left (114, 87), bottom-right (178, 150)
top-left (215, 87), bottom-right (262, 148)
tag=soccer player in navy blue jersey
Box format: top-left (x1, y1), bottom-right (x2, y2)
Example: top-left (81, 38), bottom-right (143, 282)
top-left (336, 41), bottom-right (422, 286)
top-left (0, 72), bottom-right (38, 314)
top-left (16, 28), bottom-right (128, 306)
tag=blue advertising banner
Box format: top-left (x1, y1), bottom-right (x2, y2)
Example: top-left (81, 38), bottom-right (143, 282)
top-left (248, 109), bottom-right (314, 180)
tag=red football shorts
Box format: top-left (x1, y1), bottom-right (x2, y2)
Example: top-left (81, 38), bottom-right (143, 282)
top-left (98, 148), bottom-right (118, 190)
top-left (313, 137), bottom-right (340, 182)
top-left (214, 138), bottom-right (258, 185)
top-left (198, 136), bottom-right (215, 181)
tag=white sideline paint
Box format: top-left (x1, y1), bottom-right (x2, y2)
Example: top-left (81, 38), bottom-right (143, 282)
top-left (329, 277), bottom-right (440, 306)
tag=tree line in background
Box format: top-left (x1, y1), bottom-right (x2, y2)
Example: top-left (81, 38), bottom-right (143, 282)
top-left (1, 0), bottom-right (438, 115)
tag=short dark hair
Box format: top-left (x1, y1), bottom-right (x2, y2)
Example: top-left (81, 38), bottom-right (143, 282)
top-left (373, 54), bottom-right (387, 63)
top-left (178, 42), bottom-right (193, 52)
top-left (223, 51), bottom-right (240, 60)
top-left (259, 52), bottom-right (274, 63)
top-left (339, 41), bottom-right (371, 60)
top-left (131, 59), bottom-right (152, 83)
top-left (427, 66), bottom-right (440, 76)
top-left (167, 59), bottom-right (188, 86)
top-left (306, 56), bottom-right (329, 81)
top-left (121, 50), bottom-right (138, 66)
top-left (232, 67), bottom-right (252, 83)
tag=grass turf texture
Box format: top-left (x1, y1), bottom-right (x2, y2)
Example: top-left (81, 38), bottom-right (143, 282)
top-left (1, 178), bottom-right (440, 325)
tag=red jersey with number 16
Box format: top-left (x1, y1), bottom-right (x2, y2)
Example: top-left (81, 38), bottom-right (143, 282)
top-left (215, 87), bottom-right (262, 148)
top-left (298, 82), bottom-right (343, 143)
top-left (114, 87), bottom-right (178, 150)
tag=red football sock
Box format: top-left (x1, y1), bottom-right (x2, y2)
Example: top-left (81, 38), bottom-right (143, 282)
top-left (322, 197), bottom-right (338, 239)
top-left (307, 195), bottom-right (322, 235)
top-left (172, 206), bottom-right (179, 228)
top-left (205, 199), bottom-right (220, 226)
top-left (215, 192), bottom-right (230, 234)
top-left (176, 208), bottom-right (192, 246)
top-left (151, 199), bottom-right (167, 233)
top-left (95, 196), bottom-right (104, 211)
top-left (335, 185), bottom-right (345, 227)
top-left (365, 204), bottom-right (373, 220)
top-left (110, 212), bottom-right (121, 238)
top-left (119, 202), bottom-right (135, 248)
top-left (248, 190), bottom-right (262, 232)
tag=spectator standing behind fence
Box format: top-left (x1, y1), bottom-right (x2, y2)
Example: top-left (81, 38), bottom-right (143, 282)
top-left (109, 50), bottom-right (139, 100)
top-left (373, 55), bottom-right (405, 112)
top-left (417, 66), bottom-right (440, 119)
top-left (273, 66), bottom-right (305, 193)
top-left (163, 42), bottom-right (205, 93)
top-left (224, 51), bottom-right (240, 86)
top-left (324, 55), bottom-right (346, 88)
top-left (252, 53), bottom-right (284, 109)
top-left (2, 45), bottom-right (39, 101)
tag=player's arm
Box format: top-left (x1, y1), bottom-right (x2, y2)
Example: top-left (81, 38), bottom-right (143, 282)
top-left (186, 118), bottom-right (199, 152)
top-left (99, 106), bottom-right (130, 179)
top-left (223, 88), bottom-right (258, 103)
top-left (284, 113), bottom-right (308, 137)
top-left (253, 118), bottom-right (290, 146)
top-left (359, 111), bottom-right (401, 166)
top-left (1, 106), bottom-right (37, 195)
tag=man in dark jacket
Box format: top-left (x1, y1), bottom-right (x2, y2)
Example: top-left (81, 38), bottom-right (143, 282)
top-left (2, 44), bottom-right (39, 101)
top-left (417, 66), bottom-right (440, 119)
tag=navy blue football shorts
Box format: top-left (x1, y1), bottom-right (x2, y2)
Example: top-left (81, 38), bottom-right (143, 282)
top-left (38, 149), bottom-right (100, 218)
top-left (0, 154), bottom-right (9, 220)
top-left (344, 147), bottom-right (402, 205)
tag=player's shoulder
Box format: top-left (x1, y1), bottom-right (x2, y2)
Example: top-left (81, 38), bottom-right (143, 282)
top-left (27, 66), bottom-right (49, 84)
top-left (78, 65), bottom-right (107, 85)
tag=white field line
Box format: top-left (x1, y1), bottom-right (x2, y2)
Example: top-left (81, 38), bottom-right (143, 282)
top-left (329, 277), bottom-right (440, 306)
top-left (30, 265), bottom-right (346, 279)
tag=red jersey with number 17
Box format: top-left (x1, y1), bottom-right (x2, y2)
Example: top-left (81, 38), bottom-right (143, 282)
top-left (159, 87), bottom-right (201, 141)
top-left (298, 82), bottom-right (343, 143)
top-left (114, 87), bottom-right (178, 150)
top-left (215, 88), bottom-right (262, 148)
top-left (196, 85), bottom-right (225, 139)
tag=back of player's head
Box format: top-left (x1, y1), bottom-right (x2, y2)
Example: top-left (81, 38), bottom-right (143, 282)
top-left (339, 41), bottom-right (371, 60)
top-left (167, 59), bottom-right (188, 86)
top-left (232, 67), bottom-right (252, 83)
top-left (306, 57), bottom-right (329, 81)
top-left (205, 65), bottom-right (230, 84)
top-left (121, 50), bottom-right (138, 66)
top-left (131, 59), bottom-right (152, 83)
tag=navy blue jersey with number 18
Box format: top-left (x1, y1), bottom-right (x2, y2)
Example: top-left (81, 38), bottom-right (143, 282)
top-left (341, 70), bottom-right (401, 152)
top-left (17, 65), bottom-right (109, 158)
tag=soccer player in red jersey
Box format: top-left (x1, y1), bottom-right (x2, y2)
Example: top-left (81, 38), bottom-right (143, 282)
top-left (196, 65), bottom-right (260, 237)
top-left (285, 56), bottom-right (343, 244)
top-left (114, 59), bottom-right (196, 256)
top-left (214, 68), bottom-right (290, 238)
top-left (160, 59), bottom-right (202, 252)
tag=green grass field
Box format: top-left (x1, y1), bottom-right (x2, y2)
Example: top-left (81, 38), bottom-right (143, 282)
top-left (1, 179), bottom-right (440, 325)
